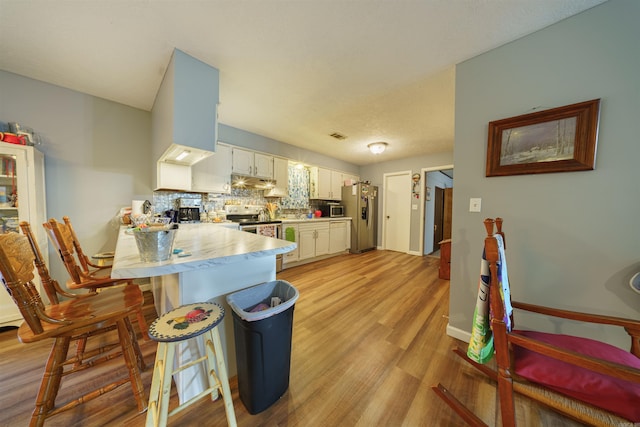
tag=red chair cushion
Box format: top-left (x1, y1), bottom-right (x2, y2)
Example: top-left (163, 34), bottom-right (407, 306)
top-left (512, 330), bottom-right (640, 422)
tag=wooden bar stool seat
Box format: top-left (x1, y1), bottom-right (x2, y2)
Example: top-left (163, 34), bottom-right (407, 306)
top-left (146, 302), bottom-right (237, 427)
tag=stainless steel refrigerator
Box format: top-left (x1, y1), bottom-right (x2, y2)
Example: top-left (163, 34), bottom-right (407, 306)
top-left (342, 183), bottom-right (378, 253)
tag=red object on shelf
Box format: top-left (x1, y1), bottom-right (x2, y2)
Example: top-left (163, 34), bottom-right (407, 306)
top-left (314, 210), bottom-right (322, 217)
top-left (1, 133), bottom-right (26, 145)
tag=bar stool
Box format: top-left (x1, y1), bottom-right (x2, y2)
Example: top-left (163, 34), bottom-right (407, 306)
top-left (146, 302), bottom-right (237, 427)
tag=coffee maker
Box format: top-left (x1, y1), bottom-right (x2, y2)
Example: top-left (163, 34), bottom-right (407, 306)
top-left (178, 198), bottom-right (201, 223)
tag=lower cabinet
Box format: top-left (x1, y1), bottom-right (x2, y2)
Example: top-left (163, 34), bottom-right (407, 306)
top-left (283, 220), bottom-right (350, 267)
top-left (298, 223), bottom-right (330, 261)
top-left (329, 221), bottom-right (349, 253)
top-left (283, 224), bottom-right (299, 264)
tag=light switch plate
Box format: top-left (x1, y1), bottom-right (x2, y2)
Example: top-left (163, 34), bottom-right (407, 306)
top-left (469, 198), bottom-right (482, 212)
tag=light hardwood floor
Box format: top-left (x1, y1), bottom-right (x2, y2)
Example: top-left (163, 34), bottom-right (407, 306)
top-left (0, 250), bottom-right (583, 426)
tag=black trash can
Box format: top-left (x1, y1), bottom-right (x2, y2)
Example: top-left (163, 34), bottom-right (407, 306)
top-left (226, 280), bottom-right (299, 414)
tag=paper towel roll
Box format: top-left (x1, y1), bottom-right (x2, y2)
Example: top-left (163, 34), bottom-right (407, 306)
top-left (132, 200), bottom-right (145, 216)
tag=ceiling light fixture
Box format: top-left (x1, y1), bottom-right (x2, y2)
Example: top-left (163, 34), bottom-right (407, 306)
top-left (175, 150), bottom-right (191, 161)
top-left (368, 142), bottom-right (388, 154)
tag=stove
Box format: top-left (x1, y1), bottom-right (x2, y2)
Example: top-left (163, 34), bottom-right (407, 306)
top-left (226, 205), bottom-right (284, 271)
top-left (224, 205), bottom-right (282, 227)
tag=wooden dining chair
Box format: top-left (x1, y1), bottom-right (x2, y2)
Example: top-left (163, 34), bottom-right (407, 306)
top-left (43, 217), bottom-right (149, 338)
top-left (0, 231), bottom-right (148, 427)
top-left (433, 218), bottom-right (640, 426)
top-left (19, 221), bottom-right (146, 370)
top-left (63, 215), bottom-right (114, 270)
top-left (43, 217), bottom-right (122, 289)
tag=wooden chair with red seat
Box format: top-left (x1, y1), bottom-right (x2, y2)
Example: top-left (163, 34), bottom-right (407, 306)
top-left (44, 217), bottom-right (148, 338)
top-left (433, 218), bottom-right (640, 426)
top-left (0, 231), bottom-right (147, 427)
top-left (20, 220), bottom-right (146, 370)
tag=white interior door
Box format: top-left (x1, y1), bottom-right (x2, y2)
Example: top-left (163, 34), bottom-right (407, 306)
top-left (383, 171), bottom-right (411, 253)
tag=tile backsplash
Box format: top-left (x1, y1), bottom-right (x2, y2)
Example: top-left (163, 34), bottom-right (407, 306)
top-left (153, 164), bottom-right (315, 217)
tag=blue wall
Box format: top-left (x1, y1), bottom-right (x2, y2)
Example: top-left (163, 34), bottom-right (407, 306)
top-left (450, 0), bottom-right (640, 348)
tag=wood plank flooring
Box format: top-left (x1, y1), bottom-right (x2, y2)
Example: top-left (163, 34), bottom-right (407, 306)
top-left (0, 250), bottom-right (584, 426)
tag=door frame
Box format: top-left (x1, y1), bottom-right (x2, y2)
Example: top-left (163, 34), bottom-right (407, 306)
top-left (419, 164), bottom-right (454, 256)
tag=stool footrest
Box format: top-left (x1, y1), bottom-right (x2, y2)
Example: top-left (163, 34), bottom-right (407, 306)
top-left (168, 386), bottom-right (225, 418)
top-left (171, 354), bottom-right (208, 375)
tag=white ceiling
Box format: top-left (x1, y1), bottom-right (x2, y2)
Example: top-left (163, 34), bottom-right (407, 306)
top-left (0, 0), bottom-right (606, 166)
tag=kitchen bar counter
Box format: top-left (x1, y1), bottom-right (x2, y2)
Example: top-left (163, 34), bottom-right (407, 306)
top-left (111, 223), bottom-right (294, 279)
top-left (111, 223), bottom-right (296, 403)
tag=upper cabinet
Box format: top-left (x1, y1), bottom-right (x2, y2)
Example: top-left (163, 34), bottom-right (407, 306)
top-left (152, 49), bottom-right (220, 190)
top-left (232, 147), bottom-right (273, 179)
top-left (310, 167), bottom-right (347, 200)
top-left (264, 157), bottom-right (289, 197)
top-left (191, 142), bottom-right (232, 194)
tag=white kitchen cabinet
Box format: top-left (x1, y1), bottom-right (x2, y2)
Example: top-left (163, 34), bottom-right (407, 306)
top-left (191, 142), bottom-right (232, 193)
top-left (309, 166), bottom-right (343, 200)
top-left (265, 157), bottom-right (289, 197)
top-left (232, 147), bottom-right (273, 179)
top-left (0, 141), bottom-right (48, 327)
top-left (298, 222), bottom-right (330, 260)
top-left (156, 162), bottom-right (192, 191)
top-left (329, 220), bottom-right (349, 254)
top-left (282, 224), bottom-right (299, 264)
top-left (330, 170), bottom-right (343, 200)
top-left (254, 153), bottom-right (273, 179)
top-left (317, 167), bottom-right (332, 199)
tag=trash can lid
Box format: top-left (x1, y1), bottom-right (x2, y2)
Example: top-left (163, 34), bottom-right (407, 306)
top-left (226, 280), bottom-right (299, 322)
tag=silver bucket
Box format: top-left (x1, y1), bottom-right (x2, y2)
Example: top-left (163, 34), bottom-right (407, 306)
top-left (133, 228), bottom-right (177, 262)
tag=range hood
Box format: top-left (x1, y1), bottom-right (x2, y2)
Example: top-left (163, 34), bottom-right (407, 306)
top-left (231, 174), bottom-right (277, 190)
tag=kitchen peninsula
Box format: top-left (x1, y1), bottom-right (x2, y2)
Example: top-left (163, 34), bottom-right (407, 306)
top-left (111, 223), bottom-right (296, 403)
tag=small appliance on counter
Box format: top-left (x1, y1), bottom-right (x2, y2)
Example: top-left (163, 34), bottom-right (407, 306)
top-left (319, 203), bottom-right (344, 218)
top-left (178, 198), bottom-right (201, 223)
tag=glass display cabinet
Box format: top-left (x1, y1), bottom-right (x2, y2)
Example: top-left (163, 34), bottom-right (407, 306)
top-left (0, 141), bottom-right (48, 327)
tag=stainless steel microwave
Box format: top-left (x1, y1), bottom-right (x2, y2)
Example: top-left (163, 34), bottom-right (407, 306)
top-left (320, 204), bottom-right (345, 217)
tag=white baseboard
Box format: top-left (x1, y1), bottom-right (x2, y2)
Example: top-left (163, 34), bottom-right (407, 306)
top-left (408, 250), bottom-right (422, 256)
top-left (446, 324), bottom-right (471, 343)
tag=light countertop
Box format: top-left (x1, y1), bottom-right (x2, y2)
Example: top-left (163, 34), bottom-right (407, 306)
top-left (280, 217), bottom-right (351, 223)
top-left (111, 223), bottom-right (296, 279)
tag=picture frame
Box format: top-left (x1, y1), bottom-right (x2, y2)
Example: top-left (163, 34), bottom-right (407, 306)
top-left (486, 99), bottom-right (600, 177)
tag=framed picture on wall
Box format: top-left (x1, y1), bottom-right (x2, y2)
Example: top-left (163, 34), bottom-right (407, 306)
top-left (486, 99), bottom-right (600, 177)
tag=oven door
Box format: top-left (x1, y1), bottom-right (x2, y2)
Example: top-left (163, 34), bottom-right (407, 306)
top-left (238, 224), bottom-right (258, 234)
top-left (238, 223), bottom-right (283, 272)
top-left (238, 223), bottom-right (282, 238)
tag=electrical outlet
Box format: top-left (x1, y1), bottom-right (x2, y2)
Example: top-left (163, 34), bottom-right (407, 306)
top-left (469, 198), bottom-right (482, 212)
